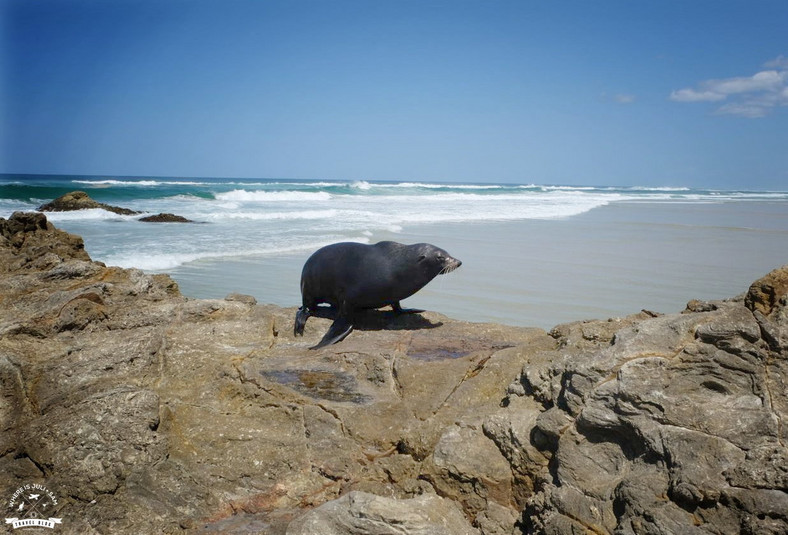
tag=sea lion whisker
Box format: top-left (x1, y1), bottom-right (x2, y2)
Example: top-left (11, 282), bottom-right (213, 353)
top-left (440, 264), bottom-right (458, 275)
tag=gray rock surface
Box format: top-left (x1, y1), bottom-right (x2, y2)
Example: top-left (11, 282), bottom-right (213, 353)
top-left (285, 491), bottom-right (479, 535)
top-left (1, 211), bottom-right (786, 535)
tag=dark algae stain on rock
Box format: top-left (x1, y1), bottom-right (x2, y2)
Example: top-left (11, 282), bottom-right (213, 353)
top-left (2, 212), bottom-right (788, 535)
top-left (407, 346), bottom-right (469, 361)
top-left (261, 369), bottom-right (372, 403)
top-left (406, 334), bottom-right (515, 361)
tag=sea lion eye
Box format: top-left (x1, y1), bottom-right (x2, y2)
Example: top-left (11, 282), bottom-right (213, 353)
top-left (418, 255), bottom-right (427, 262)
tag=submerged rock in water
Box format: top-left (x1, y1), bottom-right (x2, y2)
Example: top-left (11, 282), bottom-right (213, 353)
top-left (1, 211), bottom-right (787, 534)
top-left (37, 190), bottom-right (140, 215)
top-left (139, 212), bottom-right (193, 223)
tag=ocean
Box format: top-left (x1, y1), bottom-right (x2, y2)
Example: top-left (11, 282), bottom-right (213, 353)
top-left (3, 174), bottom-right (788, 329)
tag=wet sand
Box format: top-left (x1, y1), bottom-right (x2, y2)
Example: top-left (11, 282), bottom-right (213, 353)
top-left (170, 200), bottom-right (788, 330)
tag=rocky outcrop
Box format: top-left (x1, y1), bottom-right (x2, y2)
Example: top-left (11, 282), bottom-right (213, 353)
top-left (1, 211), bottom-right (786, 534)
top-left (36, 191), bottom-right (193, 222)
top-left (37, 191), bottom-right (141, 215)
top-left (139, 213), bottom-right (193, 223)
top-left (508, 283), bottom-right (788, 535)
top-left (0, 211), bottom-right (90, 273)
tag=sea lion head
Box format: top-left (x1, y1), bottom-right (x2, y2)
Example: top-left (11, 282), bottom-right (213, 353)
top-left (412, 243), bottom-right (462, 280)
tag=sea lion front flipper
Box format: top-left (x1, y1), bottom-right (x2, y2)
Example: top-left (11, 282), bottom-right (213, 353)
top-left (391, 301), bottom-right (425, 315)
top-left (310, 316), bottom-right (353, 350)
top-left (294, 306), bottom-right (310, 336)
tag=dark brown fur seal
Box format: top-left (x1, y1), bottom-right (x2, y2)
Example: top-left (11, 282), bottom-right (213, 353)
top-left (294, 241), bottom-right (461, 349)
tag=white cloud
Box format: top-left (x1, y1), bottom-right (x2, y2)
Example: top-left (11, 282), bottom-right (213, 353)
top-left (670, 57), bottom-right (788, 118)
top-left (764, 55), bottom-right (788, 69)
top-left (714, 102), bottom-right (769, 118)
top-left (710, 70), bottom-right (784, 95)
top-left (670, 89), bottom-right (725, 102)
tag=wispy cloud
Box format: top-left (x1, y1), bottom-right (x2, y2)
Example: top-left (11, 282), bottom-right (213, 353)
top-left (614, 93), bottom-right (636, 104)
top-left (670, 56), bottom-right (788, 118)
top-left (764, 55), bottom-right (788, 69)
top-left (670, 89), bottom-right (726, 102)
top-left (600, 92), bottom-right (637, 105)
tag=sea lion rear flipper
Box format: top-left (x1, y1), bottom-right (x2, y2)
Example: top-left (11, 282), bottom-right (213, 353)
top-left (310, 317), bottom-right (353, 350)
top-left (391, 301), bottom-right (425, 315)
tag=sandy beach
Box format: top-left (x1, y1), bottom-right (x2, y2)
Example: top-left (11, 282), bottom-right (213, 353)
top-left (169, 199), bottom-right (788, 329)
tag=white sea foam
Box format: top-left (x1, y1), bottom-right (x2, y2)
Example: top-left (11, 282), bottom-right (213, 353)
top-left (72, 179), bottom-right (160, 186)
top-left (724, 191), bottom-right (788, 199)
top-left (73, 179), bottom-right (211, 186)
top-left (0, 200), bottom-right (36, 218)
top-left (104, 251), bottom-right (212, 271)
top-left (101, 236), bottom-right (370, 271)
top-left (537, 185), bottom-right (600, 191)
top-left (627, 186), bottom-right (691, 192)
top-left (215, 189), bottom-right (332, 202)
top-left (375, 195), bottom-right (615, 223)
top-left (271, 191), bottom-right (616, 227)
top-left (206, 209), bottom-right (340, 221)
top-left (164, 194), bottom-right (211, 201)
top-left (9, 177), bottom-right (787, 278)
top-left (622, 191), bottom-right (788, 203)
top-left (275, 181), bottom-right (348, 188)
top-left (194, 190), bottom-right (621, 226)
top-left (26, 188), bottom-right (634, 230)
top-left (39, 208), bottom-right (138, 221)
top-left (381, 182), bottom-right (504, 190)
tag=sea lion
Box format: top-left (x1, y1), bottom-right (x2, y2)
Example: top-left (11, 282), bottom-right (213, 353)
top-left (294, 241), bottom-right (462, 349)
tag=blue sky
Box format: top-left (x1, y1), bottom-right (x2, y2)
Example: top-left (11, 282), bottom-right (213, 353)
top-left (2, 0), bottom-right (787, 189)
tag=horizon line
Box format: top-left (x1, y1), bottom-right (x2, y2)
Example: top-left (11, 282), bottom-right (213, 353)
top-left (2, 172), bottom-right (784, 193)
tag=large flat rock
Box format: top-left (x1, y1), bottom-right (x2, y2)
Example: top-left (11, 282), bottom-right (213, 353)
top-left (1, 211), bottom-right (787, 535)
